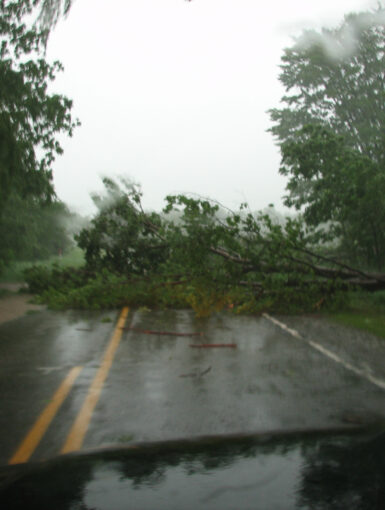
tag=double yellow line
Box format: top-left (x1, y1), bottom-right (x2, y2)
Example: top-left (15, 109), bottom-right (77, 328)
top-left (9, 307), bottom-right (129, 465)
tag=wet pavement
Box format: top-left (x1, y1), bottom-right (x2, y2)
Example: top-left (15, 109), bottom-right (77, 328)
top-left (0, 308), bottom-right (384, 466)
top-left (274, 313), bottom-right (385, 382)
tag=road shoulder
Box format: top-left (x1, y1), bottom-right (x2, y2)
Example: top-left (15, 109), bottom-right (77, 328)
top-left (0, 283), bottom-right (45, 325)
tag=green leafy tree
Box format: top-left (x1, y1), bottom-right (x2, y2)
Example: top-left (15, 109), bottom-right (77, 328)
top-left (280, 125), bottom-right (385, 268)
top-left (0, 0), bottom-right (79, 208)
top-left (269, 8), bottom-right (385, 160)
top-left (269, 8), bottom-right (385, 269)
top-left (76, 178), bottom-right (168, 275)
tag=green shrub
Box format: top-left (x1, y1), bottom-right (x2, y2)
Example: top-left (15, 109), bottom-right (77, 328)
top-left (23, 264), bottom-right (90, 294)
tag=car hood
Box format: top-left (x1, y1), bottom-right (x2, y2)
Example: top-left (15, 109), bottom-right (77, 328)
top-left (0, 427), bottom-right (384, 510)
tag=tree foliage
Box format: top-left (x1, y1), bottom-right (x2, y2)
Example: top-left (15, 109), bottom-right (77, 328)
top-left (36, 0), bottom-right (73, 32)
top-left (0, 193), bottom-right (73, 266)
top-left (281, 125), bottom-right (385, 268)
top-left (269, 8), bottom-right (385, 159)
top-left (0, 0), bottom-right (79, 208)
top-left (269, 7), bottom-right (385, 269)
top-left (76, 178), bottom-right (168, 275)
top-left (25, 178), bottom-right (385, 314)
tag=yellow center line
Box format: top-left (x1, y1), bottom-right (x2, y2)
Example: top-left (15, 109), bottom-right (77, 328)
top-left (9, 366), bottom-right (83, 465)
top-left (61, 306), bottom-right (130, 454)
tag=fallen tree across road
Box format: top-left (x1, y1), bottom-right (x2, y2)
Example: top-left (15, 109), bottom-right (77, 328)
top-left (24, 179), bottom-right (385, 315)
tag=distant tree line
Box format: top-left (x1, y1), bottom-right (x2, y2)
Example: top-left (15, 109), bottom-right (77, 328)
top-left (0, 193), bottom-right (80, 265)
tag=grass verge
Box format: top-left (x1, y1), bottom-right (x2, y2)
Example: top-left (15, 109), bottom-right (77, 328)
top-left (327, 290), bottom-right (385, 339)
top-left (0, 248), bottom-right (85, 283)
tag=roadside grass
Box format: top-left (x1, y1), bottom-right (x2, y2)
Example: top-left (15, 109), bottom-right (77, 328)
top-left (0, 247), bottom-right (85, 284)
top-left (327, 290), bottom-right (385, 339)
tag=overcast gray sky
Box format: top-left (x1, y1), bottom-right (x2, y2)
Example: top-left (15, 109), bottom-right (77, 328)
top-left (46, 0), bottom-right (374, 215)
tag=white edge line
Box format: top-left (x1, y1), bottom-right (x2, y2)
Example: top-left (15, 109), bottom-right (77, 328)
top-left (263, 313), bottom-right (385, 392)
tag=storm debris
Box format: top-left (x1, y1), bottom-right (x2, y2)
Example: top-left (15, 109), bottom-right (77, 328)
top-left (179, 366), bottom-right (212, 378)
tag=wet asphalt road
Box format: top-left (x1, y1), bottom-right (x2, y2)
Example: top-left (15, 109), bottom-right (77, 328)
top-left (0, 308), bottom-right (384, 466)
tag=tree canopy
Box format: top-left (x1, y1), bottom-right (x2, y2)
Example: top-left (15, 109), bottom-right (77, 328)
top-left (0, 0), bottom-right (79, 209)
top-left (76, 178), bottom-right (167, 276)
top-left (36, 0), bottom-right (73, 32)
top-left (269, 8), bottom-right (385, 160)
top-left (280, 125), bottom-right (385, 268)
top-left (269, 7), bottom-right (385, 269)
